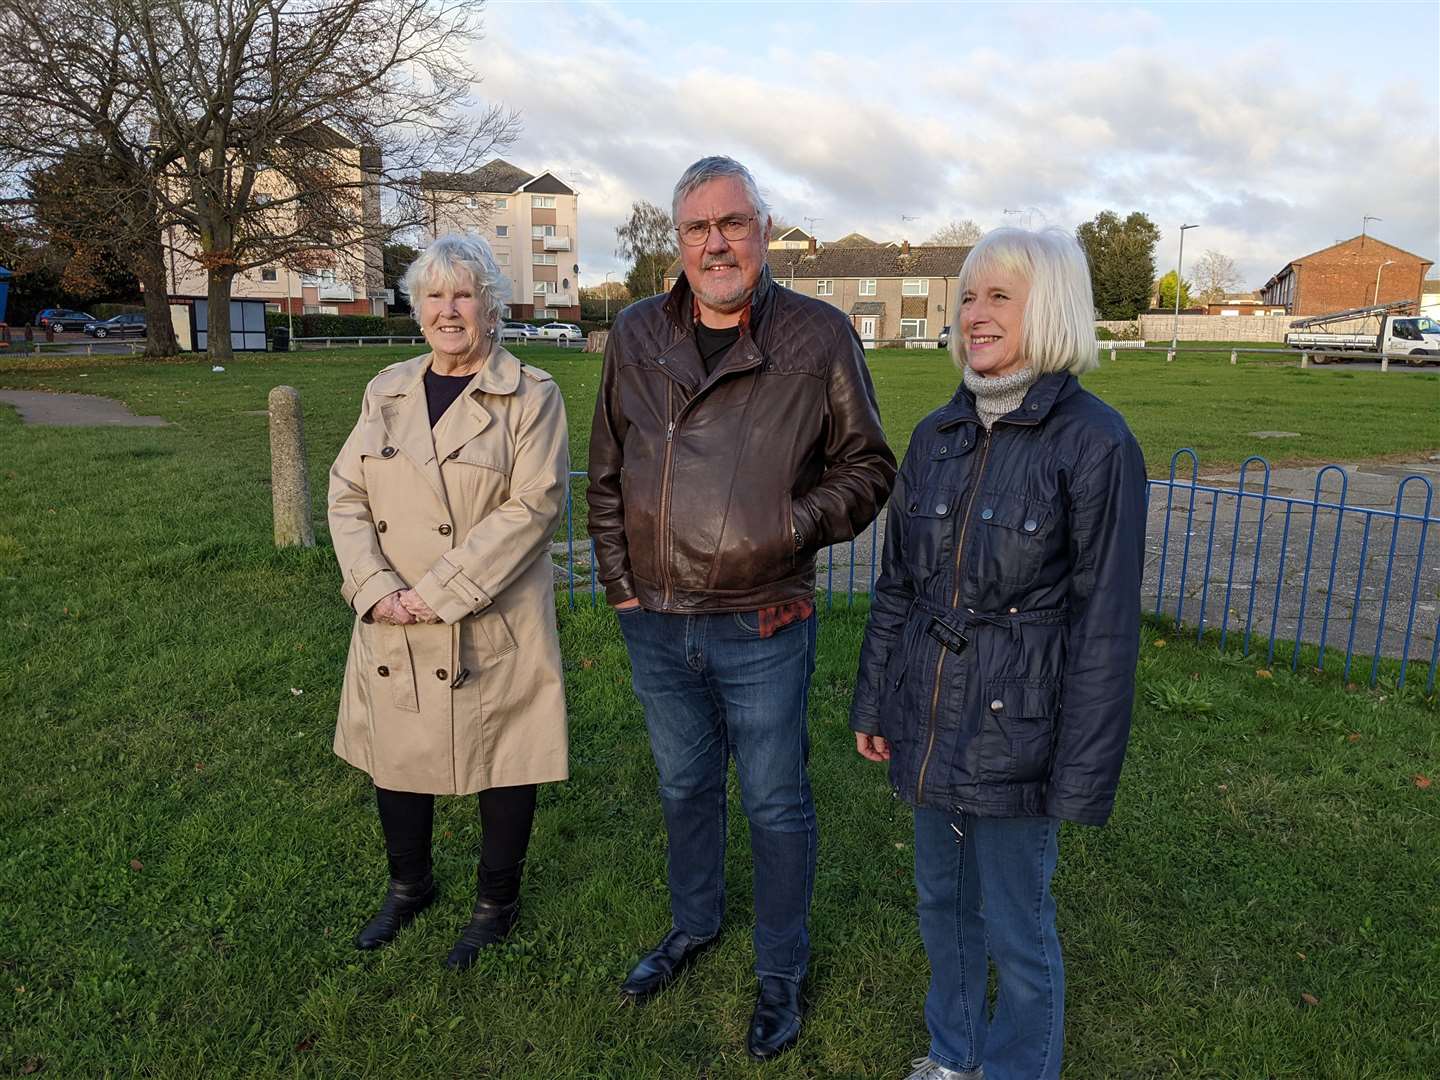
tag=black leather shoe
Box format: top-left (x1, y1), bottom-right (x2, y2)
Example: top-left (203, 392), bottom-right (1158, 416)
top-left (443, 897), bottom-right (520, 971)
top-left (354, 875), bottom-right (436, 950)
top-left (746, 976), bottom-right (802, 1061)
top-left (618, 928), bottom-right (717, 1004)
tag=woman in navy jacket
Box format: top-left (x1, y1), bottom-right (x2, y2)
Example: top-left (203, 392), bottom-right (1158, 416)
top-left (851, 228), bottom-right (1146, 1080)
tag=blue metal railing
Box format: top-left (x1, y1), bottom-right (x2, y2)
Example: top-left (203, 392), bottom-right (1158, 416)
top-left (559, 453), bottom-right (1440, 692)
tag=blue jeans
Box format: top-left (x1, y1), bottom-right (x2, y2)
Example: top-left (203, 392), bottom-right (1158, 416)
top-left (618, 607), bottom-right (819, 982)
top-left (913, 807), bottom-right (1064, 1080)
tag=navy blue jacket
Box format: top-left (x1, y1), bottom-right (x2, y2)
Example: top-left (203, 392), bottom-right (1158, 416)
top-left (850, 372), bottom-right (1146, 826)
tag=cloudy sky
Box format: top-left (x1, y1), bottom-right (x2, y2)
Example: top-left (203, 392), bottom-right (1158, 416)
top-left (467, 0), bottom-right (1439, 292)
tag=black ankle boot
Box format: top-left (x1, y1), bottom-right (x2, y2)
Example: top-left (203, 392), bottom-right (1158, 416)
top-left (355, 874), bottom-right (436, 950)
top-left (443, 861), bottom-right (522, 971)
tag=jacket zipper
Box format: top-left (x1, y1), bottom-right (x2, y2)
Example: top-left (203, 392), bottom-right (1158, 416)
top-left (915, 427), bottom-right (993, 803)
top-left (658, 382), bottom-right (675, 609)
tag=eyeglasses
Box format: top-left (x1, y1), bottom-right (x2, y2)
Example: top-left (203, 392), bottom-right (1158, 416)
top-left (675, 214), bottom-right (756, 247)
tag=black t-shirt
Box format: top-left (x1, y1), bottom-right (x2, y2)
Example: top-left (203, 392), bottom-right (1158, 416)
top-left (423, 367), bottom-right (474, 428)
top-left (694, 321), bottom-right (741, 376)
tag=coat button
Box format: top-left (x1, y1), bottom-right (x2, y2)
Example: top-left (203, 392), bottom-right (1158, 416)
top-left (990, 698), bottom-right (1005, 712)
top-left (436, 668), bottom-right (448, 681)
top-left (381, 446), bottom-right (396, 458)
top-left (376, 520), bottom-right (387, 533)
top-left (438, 523), bottom-right (453, 536)
top-left (377, 665), bottom-right (390, 677)
top-left (658, 358), bottom-right (667, 365)
top-left (447, 448), bottom-right (460, 460)
top-left (1023, 519), bottom-right (1038, 532)
top-left (981, 507), bottom-right (994, 520)
top-left (1009, 606), bottom-right (1019, 614)
top-left (935, 503), bottom-right (949, 515)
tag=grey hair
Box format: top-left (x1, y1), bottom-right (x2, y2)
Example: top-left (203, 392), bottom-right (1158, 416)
top-left (400, 232), bottom-right (509, 322)
top-left (671, 156), bottom-right (770, 224)
top-left (951, 227), bottom-right (1098, 376)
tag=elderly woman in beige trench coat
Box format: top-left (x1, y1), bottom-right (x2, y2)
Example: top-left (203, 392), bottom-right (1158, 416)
top-left (328, 232), bottom-right (569, 971)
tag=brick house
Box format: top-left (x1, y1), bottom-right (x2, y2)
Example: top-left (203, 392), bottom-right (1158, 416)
top-left (666, 239), bottom-right (969, 346)
top-left (1259, 235), bottom-right (1433, 316)
top-left (421, 160), bottom-right (581, 321)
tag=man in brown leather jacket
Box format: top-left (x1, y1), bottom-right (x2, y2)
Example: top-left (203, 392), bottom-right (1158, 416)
top-left (588, 155), bottom-right (895, 1060)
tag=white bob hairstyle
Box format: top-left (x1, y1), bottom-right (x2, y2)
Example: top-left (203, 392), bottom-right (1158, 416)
top-left (399, 232), bottom-right (509, 324)
top-left (950, 227), bottom-right (1098, 376)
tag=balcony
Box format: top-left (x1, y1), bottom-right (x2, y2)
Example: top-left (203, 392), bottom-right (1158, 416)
top-left (542, 235), bottom-right (572, 252)
top-left (317, 281), bottom-right (357, 301)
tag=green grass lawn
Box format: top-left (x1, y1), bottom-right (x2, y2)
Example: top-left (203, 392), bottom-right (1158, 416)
top-left (1, 345), bottom-right (1437, 1077)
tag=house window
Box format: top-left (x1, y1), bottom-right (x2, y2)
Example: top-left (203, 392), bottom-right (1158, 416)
top-left (495, 225), bottom-right (509, 237)
top-left (532, 195), bottom-right (556, 209)
top-left (265, 302), bottom-right (282, 313)
top-left (465, 196), bottom-right (478, 209)
top-left (900, 318), bottom-right (928, 338)
top-left (261, 268), bottom-right (278, 282)
top-left (534, 252), bottom-right (557, 265)
top-left (533, 280), bottom-right (556, 294)
top-left (901, 279), bottom-right (929, 296)
top-left (494, 251), bottom-right (510, 266)
top-left (494, 197), bottom-right (508, 210)
top-left (538, 307), bottom-right (558, 319)
top-left (859, 279), bottom-right (877, 296)
top-left (817, 280), bottom-right (833, 296)
top-left (531, 224), bottom-right (556, 239)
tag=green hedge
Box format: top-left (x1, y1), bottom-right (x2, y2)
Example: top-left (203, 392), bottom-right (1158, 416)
top-left (90, 302), bottom-right (146, 320)
top-left (264, 312), bottom-right (421, 338)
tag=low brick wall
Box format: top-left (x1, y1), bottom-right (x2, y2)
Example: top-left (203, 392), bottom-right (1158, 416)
top-left (1137, 314), bottom-right (1301, 342)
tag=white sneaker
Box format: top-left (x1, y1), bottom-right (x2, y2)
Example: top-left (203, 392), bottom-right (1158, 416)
top-left (902, 1057), bottom-right (984, 1080)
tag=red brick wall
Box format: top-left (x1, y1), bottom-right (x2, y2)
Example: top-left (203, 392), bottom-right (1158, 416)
top-left (1293, 239), bottom-right (1432, 315)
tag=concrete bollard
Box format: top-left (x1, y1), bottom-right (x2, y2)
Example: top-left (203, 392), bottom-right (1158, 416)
top-left (1380, 356), bottom-right (1389, 373)
top-left (1166, 349), bottom-right (1175, 363)
top-left (268, 386), bottom-right (315, 548)
top-left (1110, 346), bottom-right (1117, 363)
top-left (1230, 349), bottom-right (1237, 365)
top-left (1300, 352), bottom-right (1309, 368)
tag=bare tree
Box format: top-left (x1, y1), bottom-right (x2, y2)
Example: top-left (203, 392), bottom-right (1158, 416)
top-left (927, 219), bottom-right (984, 246)
top-left (615, 201), bottom-right (678, 299)
top-left (1191, 249), bottom-right (1244, 304)
top-left (0, 0), bottom-right (518, 360)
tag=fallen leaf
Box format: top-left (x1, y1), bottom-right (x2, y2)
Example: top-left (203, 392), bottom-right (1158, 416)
top-left (1255, 669), bottom-right (1273, 679)
top-left (1153, 639), bottom-right (1166, 648)
top-left (19, 1058), bottom-right (41, 1076)
top-left (1296, 952), bottom-right (1307, 960)
top-left (1346, 733), bottom-right (1361, 743)
top-left (581, 658), bottom-right (595, 669)
top-left (194, 762), bottom-right (205, 771)
top-left (290, 688), bottom-right (304, 696)
top-left (1300, 992), bottom-right (1320, 1007)
top-left (129, 859), bottom-right (143, 872)
top-left (1415, 775), bottom-right (1432, 790)
top-left (1218, 784), bottom-right (1229, 792)
top-left (294, 1037), bottom-right (315, 1053)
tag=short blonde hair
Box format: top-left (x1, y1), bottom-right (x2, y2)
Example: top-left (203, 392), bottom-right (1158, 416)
top-left (950, 227), bottom-right (1097, 376)
top-left (400, 233), bottom-right (509, 323)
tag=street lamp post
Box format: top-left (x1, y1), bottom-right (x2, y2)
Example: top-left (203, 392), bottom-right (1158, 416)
top-left (1372, 259), bottom-right (1395, 305)
top-left (1171, 224), bottom-right (1198, 353)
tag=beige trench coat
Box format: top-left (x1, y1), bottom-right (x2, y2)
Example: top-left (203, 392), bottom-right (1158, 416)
top-left (328, 347), bottom-right (570, 794)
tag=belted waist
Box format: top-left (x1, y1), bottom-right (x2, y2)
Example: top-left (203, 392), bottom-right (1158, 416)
top-left (909, 596), bottom-right (1069, 628)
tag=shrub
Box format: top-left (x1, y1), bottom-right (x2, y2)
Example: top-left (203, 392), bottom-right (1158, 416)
top-left (91, 302), bottom-right (145, 320)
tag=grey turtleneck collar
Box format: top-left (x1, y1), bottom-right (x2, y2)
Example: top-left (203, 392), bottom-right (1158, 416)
top-left (963, 364), bottom-right (1039, 429)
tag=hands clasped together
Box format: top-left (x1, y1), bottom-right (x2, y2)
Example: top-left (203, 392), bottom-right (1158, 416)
top-left (371, 589), bottom-right (440, 625)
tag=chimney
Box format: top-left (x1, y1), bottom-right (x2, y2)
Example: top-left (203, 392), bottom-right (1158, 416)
top-left (807, 236), bottom-right (816, 255)
top-left (901, 239), bottom-right (911, 255)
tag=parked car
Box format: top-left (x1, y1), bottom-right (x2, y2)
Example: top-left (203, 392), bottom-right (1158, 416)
top-left (498, 321), bottom-right (540, 343)
top-left (35, 308), bottom-right (96, 332)
top-left (538, 322), bottom-right (584, 344)
top-left (937, 325), bottom-right (950, 349)
top-left (85, 313), bottom-right (147, 338)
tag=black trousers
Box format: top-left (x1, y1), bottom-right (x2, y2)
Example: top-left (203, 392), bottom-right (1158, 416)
top-left (375, 784), bottom-right (537, 896)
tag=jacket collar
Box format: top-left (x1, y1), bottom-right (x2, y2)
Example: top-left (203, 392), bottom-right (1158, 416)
top-left (935, 370), bottom-right (1077, 431)
top-left (368, 346), bottom-right (524, 501)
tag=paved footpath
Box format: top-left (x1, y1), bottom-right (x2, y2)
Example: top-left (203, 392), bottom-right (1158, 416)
top-left (0, 389), bottom-right (169, 427)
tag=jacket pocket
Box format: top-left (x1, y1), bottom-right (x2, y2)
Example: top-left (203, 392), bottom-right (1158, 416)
top-left (901, 486), bottom-right (957, 576)
top-left (359, 621), bottom-right (421, 713)
top-left (972, 492), bottom-right (1055, 587)
top-left (975, 678), bottom-right (1059, 784)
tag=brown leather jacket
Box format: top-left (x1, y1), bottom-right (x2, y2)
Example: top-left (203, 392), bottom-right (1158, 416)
top-left (587, 269), bottom-right (897, 612)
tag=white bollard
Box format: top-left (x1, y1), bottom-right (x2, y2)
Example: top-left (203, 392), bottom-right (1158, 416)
top-left (1166, 349), bottom-right (1175, 363)
top-left (1110, 346), bottom-right (1116, 363)
top-left (1230, 349), bottom-right (1237, 365)
top-left (1300, 352), bottom-right (1309, 368)
top-left (1381, 355), bottom-right (1389, 372)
